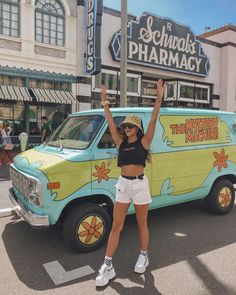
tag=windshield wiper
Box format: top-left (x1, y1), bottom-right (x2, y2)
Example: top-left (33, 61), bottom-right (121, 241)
top-left (43, 136), bottom-right (51, 147)
top-left (59, 137), bottom-right (64, 150)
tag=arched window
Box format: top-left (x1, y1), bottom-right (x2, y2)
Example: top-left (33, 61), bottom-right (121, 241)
top-left (35, 0), bottom-right (65, 46)
top-left (0, 0), bottom-right (20, 37)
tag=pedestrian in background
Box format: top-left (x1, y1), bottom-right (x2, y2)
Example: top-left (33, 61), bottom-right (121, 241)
top-left (95, 80), bottom-right (164, 287)
top-left (0, 120), bottom-right (13, 165)
top-left (41, 116), bottom-right (52, 143)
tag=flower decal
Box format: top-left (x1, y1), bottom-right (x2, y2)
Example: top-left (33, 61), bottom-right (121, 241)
top-left (92, 162), bottom-right (111, 183)
top-left (219, 188), bottom-right (232, 208)
top-left (78, 216), bottom-right (104, 244)
top-left (213, 148), bottom-right (229, 172)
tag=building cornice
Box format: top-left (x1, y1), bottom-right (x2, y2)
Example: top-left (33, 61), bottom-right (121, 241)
top-left (103, 6), bottom-right (136, 21)
top-left (0, 65), bottom-right (76, 82)
top-left (221, 42), bottom-right (236, 48)
top-left (196, 36), bottom-right (222, 47)
top-left (199, 24), bottom-right (236, 38)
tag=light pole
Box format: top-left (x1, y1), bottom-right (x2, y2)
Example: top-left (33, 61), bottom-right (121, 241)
top-left (120, 0), bottom-right (127, 107)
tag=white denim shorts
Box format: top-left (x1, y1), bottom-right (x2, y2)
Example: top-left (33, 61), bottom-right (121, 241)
top-left (115, 175), bottom-right (152, 205)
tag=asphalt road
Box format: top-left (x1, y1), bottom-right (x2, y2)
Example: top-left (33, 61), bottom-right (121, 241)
top-left (0, 180), bottom-right (12, 209)
top-left (0, 188), bottom-right (236, 295)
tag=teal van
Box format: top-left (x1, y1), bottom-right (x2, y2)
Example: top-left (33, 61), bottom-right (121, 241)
top-left (9, 107), bottom-right (236, 252)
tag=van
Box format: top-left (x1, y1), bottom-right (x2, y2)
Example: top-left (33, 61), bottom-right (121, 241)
top-left (9, 107), bottom-right (236, 252)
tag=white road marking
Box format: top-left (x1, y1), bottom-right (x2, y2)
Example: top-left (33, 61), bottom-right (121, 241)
top-left (43, 260), bottom-right (95, 285)
top-left (174, 232), bottom-right (187, 237)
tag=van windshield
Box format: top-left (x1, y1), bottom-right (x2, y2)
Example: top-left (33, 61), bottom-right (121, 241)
top-left (47, 115), bottom-right (104, 149)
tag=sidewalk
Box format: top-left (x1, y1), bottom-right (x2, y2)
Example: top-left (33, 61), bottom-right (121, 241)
top-left (0, 165), bottom-right (13, 209)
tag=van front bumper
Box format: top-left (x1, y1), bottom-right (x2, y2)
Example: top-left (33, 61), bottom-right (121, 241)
top-left (9, 187), bottom-right (49, 227)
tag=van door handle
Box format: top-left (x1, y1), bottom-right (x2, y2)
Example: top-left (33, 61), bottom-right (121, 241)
top-left (106, 151), bottom-right (117, 166)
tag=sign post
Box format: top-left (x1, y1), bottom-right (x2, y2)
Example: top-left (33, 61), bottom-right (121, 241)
top-left (120, 0), bottom-right (127, 107)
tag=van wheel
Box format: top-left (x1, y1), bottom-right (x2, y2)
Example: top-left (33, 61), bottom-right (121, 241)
top-left (62, 203), bottom-right (112, 252)
top-left (205, 179), bottom-right (235, 215)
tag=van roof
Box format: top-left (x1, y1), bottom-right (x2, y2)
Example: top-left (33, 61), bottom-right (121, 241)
top-left (70, 107), bottom-right (235, 116)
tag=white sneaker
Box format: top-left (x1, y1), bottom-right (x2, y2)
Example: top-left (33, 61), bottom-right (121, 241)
top-left (95, 263), bottom-right (116, 287)
top-left (134, 254), bottom-right (149, 274)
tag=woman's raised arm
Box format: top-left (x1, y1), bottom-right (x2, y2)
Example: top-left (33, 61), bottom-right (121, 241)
top-left (141, 80), bottom-right (164, 149)
top-left (101, 85), bottom-right (123, 147)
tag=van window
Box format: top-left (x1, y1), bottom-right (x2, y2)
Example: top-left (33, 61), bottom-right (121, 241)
top-left (98, 117), bottom-right (125, 149)
top-left (48, 115), bottom-right (104, 149)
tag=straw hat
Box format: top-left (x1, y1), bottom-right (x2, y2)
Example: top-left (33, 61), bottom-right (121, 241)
top-left (120, 115), bottom-right (142, 131)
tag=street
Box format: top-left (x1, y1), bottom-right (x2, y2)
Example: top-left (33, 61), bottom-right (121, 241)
top-left (0, 0), bottom-right (235, 293)
top-left (0, 179), bottom-right (236, 294)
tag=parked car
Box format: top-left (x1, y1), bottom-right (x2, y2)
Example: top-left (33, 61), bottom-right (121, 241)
top-left (9, 107), bottom-right (236, 252)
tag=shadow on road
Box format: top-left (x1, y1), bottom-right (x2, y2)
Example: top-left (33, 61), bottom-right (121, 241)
top-left (0, 165), bottom-right (10, 181)
top-left (2, 199), bottom-right (236, 293)
top-left (103, 271), bottom-right (163, 295)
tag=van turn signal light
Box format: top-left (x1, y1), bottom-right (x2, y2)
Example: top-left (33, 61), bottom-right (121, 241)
top-left (47, 182), bottom-right (60, 189)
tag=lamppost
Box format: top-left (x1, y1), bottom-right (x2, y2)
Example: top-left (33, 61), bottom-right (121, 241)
top-left (120, 0), bottom-right (127, 107)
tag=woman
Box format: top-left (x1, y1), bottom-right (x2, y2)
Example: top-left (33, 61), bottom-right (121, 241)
top-left (95, 80), bottom-right (164, 287)
top-left (0, 121), bottom-right (13, 165)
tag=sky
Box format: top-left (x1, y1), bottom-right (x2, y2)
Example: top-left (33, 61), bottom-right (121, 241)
top-left (103, 0), bottom-right (236, 35)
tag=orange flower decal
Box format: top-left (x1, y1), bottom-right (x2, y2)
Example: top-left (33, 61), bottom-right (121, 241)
top-left (219, 189), bottom-right (232, 208)
top-left (213, 148), bottom-right (229, 172)
top-left (92, 162), bottom-right (111, 183)
top-left (78, 216), bottom-right (103, 244)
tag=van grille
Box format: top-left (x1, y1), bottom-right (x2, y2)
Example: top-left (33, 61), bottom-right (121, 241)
top-left (10, 166), bottom-right (31, 200)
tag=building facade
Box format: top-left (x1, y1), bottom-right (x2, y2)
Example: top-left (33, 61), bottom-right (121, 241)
top-left (200, 25), bottom-right (236, 112)
top-left (0, 0), bottom-right (77, 149)
top-left (77, 2), bottom-right (236, 114)
top-left (0, 0), bottom-right (236, 157)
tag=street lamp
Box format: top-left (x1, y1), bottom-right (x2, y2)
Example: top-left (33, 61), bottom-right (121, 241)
top-left (120, 0), bottom-right (127, 107)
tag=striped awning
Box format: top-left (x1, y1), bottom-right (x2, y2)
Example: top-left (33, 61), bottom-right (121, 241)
top-left (0, 85), bottom-right (32, 101)
top-left (31, 88), bottom-right (76, 104)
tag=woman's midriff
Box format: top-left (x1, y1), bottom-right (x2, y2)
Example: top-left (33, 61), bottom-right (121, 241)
top-left (121, 164), bottom-right (144, 176)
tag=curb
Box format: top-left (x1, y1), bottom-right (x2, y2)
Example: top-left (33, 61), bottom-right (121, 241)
top-left (0, 207), bottom-right (16, 218)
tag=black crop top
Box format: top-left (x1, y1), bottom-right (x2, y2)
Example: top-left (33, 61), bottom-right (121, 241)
top-left (117, 137), bottom-right (148, 167)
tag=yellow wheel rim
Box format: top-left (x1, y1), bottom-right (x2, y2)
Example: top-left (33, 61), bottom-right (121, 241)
top-left (77, 215), bottom-right (104, 245)
top-left (218, 187), bottom-right (232, 208)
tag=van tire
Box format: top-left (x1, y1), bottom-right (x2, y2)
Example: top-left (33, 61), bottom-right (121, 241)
top-left (205, 179), bottom-right (235, 215)
top-left (62, 203), bottom-right (112, 252)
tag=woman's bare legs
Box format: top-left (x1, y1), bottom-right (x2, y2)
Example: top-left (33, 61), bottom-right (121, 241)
top-left (134, 204), bottom-right (149, 251)
top-left (1, 148), bottom-right (11, 165)
top-left (105, 201), bottom-right (130, 257)
top-left (133, 204), bottom-right (150, 273)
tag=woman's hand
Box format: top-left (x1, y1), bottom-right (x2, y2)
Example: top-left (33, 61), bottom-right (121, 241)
top-left (157, 79), bottom-right (164, 102)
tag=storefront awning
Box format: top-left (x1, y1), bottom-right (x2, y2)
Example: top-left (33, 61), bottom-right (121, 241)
top-left (0, 85), bottom-right (32, 101)
top-left (31, 88), bottom-right (76, 104)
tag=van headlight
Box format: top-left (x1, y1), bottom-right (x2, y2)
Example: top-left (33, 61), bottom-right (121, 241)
top-left (28, 178), bottom-right (42, 207)
top-left (231, 123), bottom-right (236, 134)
